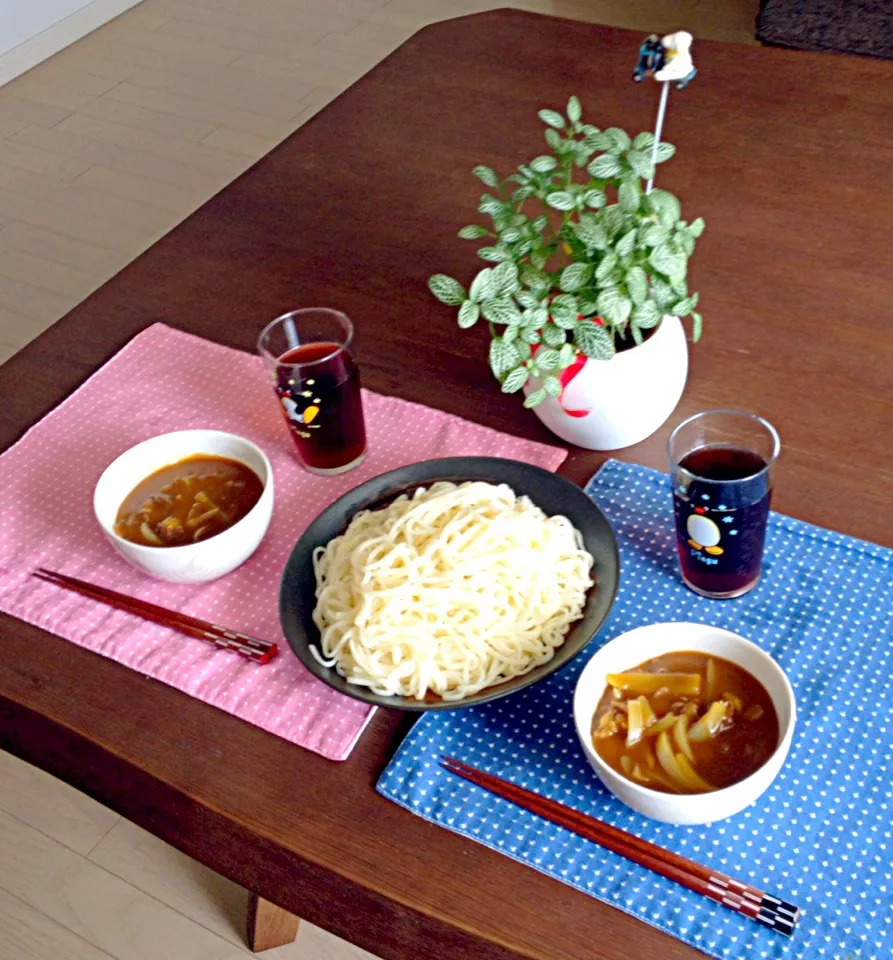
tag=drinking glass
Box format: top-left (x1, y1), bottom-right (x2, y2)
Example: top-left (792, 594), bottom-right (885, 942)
top-left (258, 309), bottom-right (367, 475)
top-left (668, 410), bottom-right (780, 599)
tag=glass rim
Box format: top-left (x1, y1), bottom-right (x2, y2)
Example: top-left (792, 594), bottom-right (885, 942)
top-left (257, 308), bottom-right (354, 367)
top-left (667, 408), bottom-right (781, 485)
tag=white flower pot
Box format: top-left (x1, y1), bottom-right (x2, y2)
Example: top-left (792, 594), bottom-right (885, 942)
top-left (525, 314), bottom-right (688, 451)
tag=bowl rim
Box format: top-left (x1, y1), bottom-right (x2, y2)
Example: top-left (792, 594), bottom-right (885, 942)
top-left (93, 429), bottom-right (274, 556)
top-left (574, 621), bottom-right (797, 802)
top-left (279, 456), bottom-right (621, 711)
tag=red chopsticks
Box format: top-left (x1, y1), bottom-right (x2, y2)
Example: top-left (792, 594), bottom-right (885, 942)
top-left (33, 568), bottom-right (278, 664)
top-left (441, 756), bottom-right (799, 937)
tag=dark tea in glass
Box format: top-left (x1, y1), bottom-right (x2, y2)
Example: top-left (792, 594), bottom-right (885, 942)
top-left (258, 310), bottom-right (367, 475)
top-left (668, 411), bottom-right (780, 599)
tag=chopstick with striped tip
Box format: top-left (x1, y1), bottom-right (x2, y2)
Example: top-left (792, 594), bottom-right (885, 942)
top-left (441, 756), bottom-right (799, 937)
top-left (33, 568), bottom-right (278, 664)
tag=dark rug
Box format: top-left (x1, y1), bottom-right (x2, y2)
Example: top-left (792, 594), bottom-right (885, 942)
top-left (757, 0), bottom-right (893, 60)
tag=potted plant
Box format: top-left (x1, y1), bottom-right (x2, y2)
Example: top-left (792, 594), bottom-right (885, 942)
top-left (428, 96), bottom-right (705, 451)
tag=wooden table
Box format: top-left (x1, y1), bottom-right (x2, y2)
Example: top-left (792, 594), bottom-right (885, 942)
top-left (2, 11), bottom-right (893, 960)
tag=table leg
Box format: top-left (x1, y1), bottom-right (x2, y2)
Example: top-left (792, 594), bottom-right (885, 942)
top-left (246, 892), bottom-right (301, 952)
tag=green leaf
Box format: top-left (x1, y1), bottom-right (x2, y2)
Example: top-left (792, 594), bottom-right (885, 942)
top-left (544, 128), bottom-right (561, 149)
top-left (521, 326), bottom-right (542, 344)
top-left (616, 228), bottom-right (637, 259)
top-left (492, 260), bottom-right (520, 294)
top-left (692, 311), bottom-right (703, 342)
top-left (583, 130), bottom-right (611, 151)
top-left (573, 143), bottom-right (593, 167)
top-left (538, 109), bottom-right (565, 130)
top-left (618, 180), bottom-right (640, 214)
top-left (596, 287), bottom-right (632, 326)
top-left (512, 185), bottom-right (536, 202)
top-left (630, 323), bottom-right (644, 346)
top-left (576, 215), bottom-right (608, 250)
top-left (523, 387), bottom-right (547, 408)
top-left (559, 342), bottom-right (577, 367)
top-left (559, 262), bottom-right (592, 292)
top-left (458, 224), bottom-right (488, 240)
top-left (481, 296), bottom-right (521, 325)
top-left (530, 155), bottom-right (558, 173)
top-left (588, 154), bottom-right (622, 179)
top-left (473, 165), bottom-right (499, 187)
top-left (626, 265), bottom-right (648, 305)
top-left (550, 293), bottom-right (579, 328)
top-left (501, 366), bottom-right (529, 393)
top-left (520, 266), bottom-right (550, 294)
top-left (633, 132), bottom-right (654, 151)
top-left (428, 274), bottom-right (466, 305)
top-left (545, 191), bottom-right (576, 211)
top-left (688, 217), bottom-right (706, 238)
top-left (567, 95), bottom-right (582, 124)
top-left (578, 298), bottom-right (599, 316)
top-left (478, 194), bottom-right (503, 216)
top-left (503, 323), bottom-right (519, 342)
top-left (595, 251), bottom-right (618, 282)
top-left (457, 299), bottom-right (480, 328)
top-left (627, 149), bottom-right (655, 180)
top-left (489, 337), bottom-right (520, 377)
top-left (647, 188), bottom-right (682, 227)
top-left (654, 141), bottom-right (676, 163)
top-left (477, 245), bottom-right (511, 263)
top-left (649, 242), bottom-right (686, 279)
top-left (633, 300), bottom-right (662, 328)
top-left (574, 321), bottom-right (616, 360)
top-left (543, 375), bottom-right (562, 398)
top-left (583, 188), bottom-right (606, 208)
top-left (676, 231), bottom-right (695, 256)
top-left (670, 274), bottom-right (688, 298)
top-left (469, 268), bottom-right (494, 302)
top-left (605, 127), bottom-right (631, 151)
top-left (651, 278), bottom-right (675, 310)
top-left (522, 305), bottom-right (549, 328)
top-left (515, 339), bottom-right (532, 360)
top-left (536, 347), bottom-right (561, 371)
top-left (671, 296), bottom-right (695, 317)
top-left (541, 323), bottom-right (566, 347)
top-left (516, 291), bottom-right (540, 309)
top-left (640, 222), bottom-right (669, 247)
top-left (600, 205), bottom-right (629, 238)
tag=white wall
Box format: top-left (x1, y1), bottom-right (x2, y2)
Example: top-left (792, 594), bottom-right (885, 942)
top-left (1, 0), bottom-right (95, 57)
top-left (0, 0), bottom-right (142, 86)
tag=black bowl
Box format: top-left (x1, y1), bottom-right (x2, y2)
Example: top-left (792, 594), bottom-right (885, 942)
top-left (279, 457), bottom-right (619, 711)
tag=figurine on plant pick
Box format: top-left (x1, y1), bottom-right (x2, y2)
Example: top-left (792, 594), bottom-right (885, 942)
top-left (634, 30), bottom-right (698, 194)
top-left (632, 34), bottom-right (665, 82)
top-left (655, 31), bottom-right (697, 89)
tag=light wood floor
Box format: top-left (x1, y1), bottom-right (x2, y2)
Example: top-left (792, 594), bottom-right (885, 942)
top-left (0, 1), bottom-right (758, 957)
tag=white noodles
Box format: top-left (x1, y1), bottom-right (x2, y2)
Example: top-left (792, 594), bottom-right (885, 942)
top-left (311, 481), bottom-right (595, 701)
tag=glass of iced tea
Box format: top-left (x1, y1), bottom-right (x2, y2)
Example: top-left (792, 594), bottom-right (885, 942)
top-left (258, 309), bottom-right (367, 475)
top-left (668, 410), bottom-right (780, 599)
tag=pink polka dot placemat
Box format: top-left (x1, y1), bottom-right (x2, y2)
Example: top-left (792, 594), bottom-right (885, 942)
top-left (0, 324), bottom-right (567, 760)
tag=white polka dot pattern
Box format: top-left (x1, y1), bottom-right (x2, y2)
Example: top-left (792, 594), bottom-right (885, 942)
top-left (0, 324), bottom-right (567, 762)
top-left (377, 460), bottom-right (893, 958)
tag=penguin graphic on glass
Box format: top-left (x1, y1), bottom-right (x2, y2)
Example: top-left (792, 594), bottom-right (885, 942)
top-left (686, 504), bottom-right (725, 556)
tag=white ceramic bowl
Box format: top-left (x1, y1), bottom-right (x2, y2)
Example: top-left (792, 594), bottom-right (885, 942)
top-left (573, 622), bottom-right (796, 825)
top-left (94, 430), bottom-right (274, 583)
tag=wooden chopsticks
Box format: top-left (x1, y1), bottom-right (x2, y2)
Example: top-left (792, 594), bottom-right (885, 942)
top-left (33, 568), bottom-right (278, 664)
top-left (441, 756), bottom-right (799, 937)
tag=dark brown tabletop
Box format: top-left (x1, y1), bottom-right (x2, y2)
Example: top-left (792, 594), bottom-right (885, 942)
top-left (2, 11), bottom-right (893, 960)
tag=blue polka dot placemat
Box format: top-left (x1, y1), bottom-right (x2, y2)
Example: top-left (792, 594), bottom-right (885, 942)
top-left (376, 459), bottom-right (893, 960)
